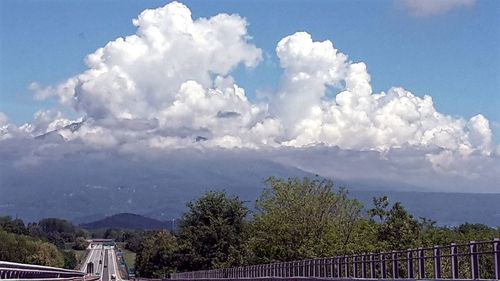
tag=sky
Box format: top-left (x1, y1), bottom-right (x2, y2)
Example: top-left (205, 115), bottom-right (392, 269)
top-left (0, 0), bottom-right (499, 195)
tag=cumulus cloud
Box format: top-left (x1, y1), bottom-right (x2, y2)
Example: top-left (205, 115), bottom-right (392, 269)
top-left (400, 0), bottom-right (476, 16)
top-left (3, 1), bottom-right (498, 192)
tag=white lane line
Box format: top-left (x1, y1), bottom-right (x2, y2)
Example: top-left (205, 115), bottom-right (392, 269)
top-left (100, 245), bottom-right (104, 280)
top-left (111, 247), bottom-right (123, 281)
top-left (82, 245), bottom-right (96, 272)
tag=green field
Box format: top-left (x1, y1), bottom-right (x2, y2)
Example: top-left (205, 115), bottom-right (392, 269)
top-left (122, 249), bottom-right (136, 270)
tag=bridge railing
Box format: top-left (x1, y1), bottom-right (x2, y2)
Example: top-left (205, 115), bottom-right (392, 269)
top-left (171, 238), bottom-right (500, 280)
top-left (0, 261), bottom-right (88, 280)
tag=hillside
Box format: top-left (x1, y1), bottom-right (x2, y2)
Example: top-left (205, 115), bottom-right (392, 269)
top-left (81, 213), bottom-right (171, 230)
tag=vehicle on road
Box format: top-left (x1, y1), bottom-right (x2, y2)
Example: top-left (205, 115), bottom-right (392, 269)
top-left (111, 273), bottom-right (116, 280)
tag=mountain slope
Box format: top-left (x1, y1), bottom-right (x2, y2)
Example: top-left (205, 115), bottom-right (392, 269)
top-left (81, 213), bottom-right (171, 230)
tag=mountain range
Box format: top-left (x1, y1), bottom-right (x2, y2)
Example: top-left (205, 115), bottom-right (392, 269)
top-left (1, 149), bottom-right (498, 227)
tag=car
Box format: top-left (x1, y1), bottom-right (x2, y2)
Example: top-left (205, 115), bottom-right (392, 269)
top-left (111, 274), bottom-right (116, 280)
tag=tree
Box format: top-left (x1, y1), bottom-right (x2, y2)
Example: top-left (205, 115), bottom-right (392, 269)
top-left (248, 177), bottom-right (362, 263)
top-left (177, 191), bottom-right (249, 271)
top-left (377, 202), bottom-right (420, 250)
top-left (73, 237), bottom-right (89, 250)
top-left (135, 230), bottom-right (178, 278)
top-left (0, 216), bottom-right (27, 235)
top-left (368, 196), bottom-right (389, 222)
top-left (0, 230), bottom-right (64, 267)
top-left (62, 251), bottom-right (77, 269)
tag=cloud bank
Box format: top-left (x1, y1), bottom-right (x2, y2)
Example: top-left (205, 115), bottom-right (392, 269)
top-left (1, 1), bottom-right (498, 193)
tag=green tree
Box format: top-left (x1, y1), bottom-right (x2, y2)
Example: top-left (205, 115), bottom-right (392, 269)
top-left (135, 230), bottom-right (178, 278)
top-left (62, 251), bottom-right (78, 269)
top-left (377, 202), bottom-right (421, 250)
top-left (248, 177), bottom-right (362, 262)
top-left (177, 191), bottom-right (249, 271)
top-left (73, 237), bottom-right (89, 250)
top-left (0, 230), bottom-right (64, 267)
top-left (0, 216), bottom-right (27, 235)
top-left (368, 196), bottom-right (389, 222)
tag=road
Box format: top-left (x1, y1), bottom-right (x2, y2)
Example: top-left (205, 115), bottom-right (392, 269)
top-left (81, 242), bottom-right (124, 281)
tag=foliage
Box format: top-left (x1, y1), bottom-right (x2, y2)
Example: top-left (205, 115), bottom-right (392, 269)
top-left (72, 236), bottom-right (89, 250)
top-left (135, 230), bottom-right (178, 278)
top-left (0, 230), bottom-right (64, 267)
top-left (176, 191), bottom-right (249, 271)
top-left (376, 201), bottom-right (421, 250)
top-left (248, 177), bottom-right (362, 262)
top-left (62, 251), bottom-right (78, 269)
top-left (0, 216), bottom-right (28, 235)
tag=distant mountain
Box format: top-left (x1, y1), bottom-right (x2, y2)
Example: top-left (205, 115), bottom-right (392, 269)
top-left (350, 191), bottom-right (500, 227)
top-left (1, 149), bottom-right (498, 227)
top-left (0, 151), bottom-right (314, 222)
top-left (81, 213), bottom-right (172, 230)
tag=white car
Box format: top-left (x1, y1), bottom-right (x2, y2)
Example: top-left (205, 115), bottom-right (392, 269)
top-left (111, 273), bottom-right (116, 280)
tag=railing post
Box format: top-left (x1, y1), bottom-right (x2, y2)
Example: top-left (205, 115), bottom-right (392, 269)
top-left (418, 247), bottom-right (425, 279)
top-left (329, 257), bottom-right (333, 277)
top-left (301, 260), bottom-right (305, 277)
top-left (336, 257), bottom-right (341, 277)
top-left (308, 259), bottom-right (312, 277)
top-left (361, 254), bottom-right (367, 278)
top-left (407, 249), bottom-right (414, 279)
top-left (354, 256), bottom-right (359, 278)
top-left (451, 243), bottom-right (459, 279)
top-left (494, 238), bottom-right (500, 280)
top-left (370, 253), bottom-right (376, 278)
top-left (392, 251), bottom-right (398, 278)
top-left (434, 245), bottom-right (441, 278)
top-left (312, 259), bottom-right (316, 277)
top-left (318, 259), bottom-right (325, 277)
top-left (470, 241), bottom-right (479, 279)
top-left (380, 253), bottom-right (387, 279)
top-left (344, 256), bottom-right (349, 278)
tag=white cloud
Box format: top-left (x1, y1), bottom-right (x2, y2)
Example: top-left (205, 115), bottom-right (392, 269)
top-left (32, 2), bottom-right (261, 122)
top-left (3, 1), bottom-right (497, 191)
top-left (401, 0), bottom-right (476, 16)
top-left (271, 32), bottom-right (494, 160)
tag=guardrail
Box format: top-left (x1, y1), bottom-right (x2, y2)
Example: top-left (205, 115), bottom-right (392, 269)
top-left (171, 239), bottom-right (500, 280)
top-left (0, 261), bottom-right (89, 280)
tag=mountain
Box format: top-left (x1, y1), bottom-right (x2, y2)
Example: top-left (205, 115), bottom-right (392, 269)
top-left (0, 151), bottom-right (315, 222)
top-left (350, 190), bottom-right (500, 227)
top-left (81, 213), bottom-right (172, 230)
top-left (1, 149), bottom-right (498, 227)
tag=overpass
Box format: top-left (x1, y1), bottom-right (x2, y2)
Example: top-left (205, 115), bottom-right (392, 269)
top-left (171, 239), bottom-right (500, 280)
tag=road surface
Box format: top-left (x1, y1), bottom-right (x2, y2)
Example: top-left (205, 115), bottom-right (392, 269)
top-left (81, 242), bottom-right (124, 281)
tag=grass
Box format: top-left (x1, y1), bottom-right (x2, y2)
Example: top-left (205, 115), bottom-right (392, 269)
top-left (122, 249), bottom-right (136, 270)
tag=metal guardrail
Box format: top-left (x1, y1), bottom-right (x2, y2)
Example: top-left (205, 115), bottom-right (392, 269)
top-left (0, 261), bottom-right (88, 280)
top-left (171, 239), bottom-right (500, 280)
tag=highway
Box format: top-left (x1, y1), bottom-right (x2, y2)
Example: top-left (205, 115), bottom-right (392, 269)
top-left (80, 242), bottom-right (124, 281)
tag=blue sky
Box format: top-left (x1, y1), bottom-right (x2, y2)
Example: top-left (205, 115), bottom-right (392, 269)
top-left (1, 0), bottom-right (499, 140)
